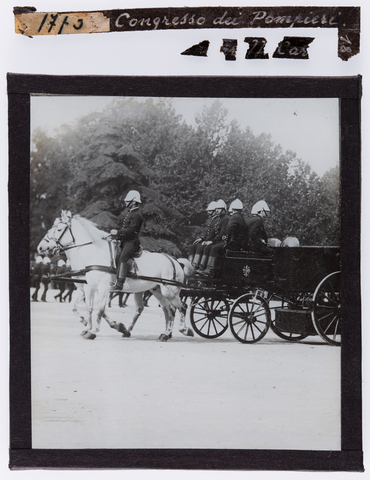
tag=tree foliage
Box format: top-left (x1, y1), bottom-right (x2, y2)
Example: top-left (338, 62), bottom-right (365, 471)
top-left (30, 98), bottom-right (340, 256)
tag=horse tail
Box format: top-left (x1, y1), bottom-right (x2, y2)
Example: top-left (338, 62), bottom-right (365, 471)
top-left (177, 258), bottom-right (195, 277)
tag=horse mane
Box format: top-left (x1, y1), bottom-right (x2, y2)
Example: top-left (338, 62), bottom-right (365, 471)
top-left (73, 215), bottom-right (107, 243)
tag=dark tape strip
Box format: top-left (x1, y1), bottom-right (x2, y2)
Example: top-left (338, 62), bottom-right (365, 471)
top-left (14, 6), bottom-right (360, 60)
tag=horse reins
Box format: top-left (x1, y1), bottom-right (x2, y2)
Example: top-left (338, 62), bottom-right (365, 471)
top-left (45, 219), bottom-right (185, 287)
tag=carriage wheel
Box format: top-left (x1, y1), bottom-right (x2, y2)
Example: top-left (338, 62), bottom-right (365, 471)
top-left (269, 299), bottom-right (309, 342)
top-left (311, 271), bottom-right (341, 346)
top-left (229, 293), bottom-right (271, 344)
top-left (190, 297), bottom-right (229, 338)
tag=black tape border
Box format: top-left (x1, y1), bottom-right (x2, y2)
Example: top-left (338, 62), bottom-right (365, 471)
top-left (8, 74), bottom-right (363, 471)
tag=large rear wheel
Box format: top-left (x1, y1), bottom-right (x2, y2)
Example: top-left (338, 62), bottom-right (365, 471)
top-left (311, 271), bottom-right (341, 346)
top-left (228, 292), bottom-right (271, 344)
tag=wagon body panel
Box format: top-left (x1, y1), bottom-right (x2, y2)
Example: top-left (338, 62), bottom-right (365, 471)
top-left (185, 246), bottom-right (341, 345)
top-left (223, 246), bottom-right (340, 294)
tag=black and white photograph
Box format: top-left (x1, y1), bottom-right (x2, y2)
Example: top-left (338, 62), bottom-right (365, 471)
top-left (3, 0), bottom-right (367, 475)
top-left (29, 92), bottom-right (343, 451)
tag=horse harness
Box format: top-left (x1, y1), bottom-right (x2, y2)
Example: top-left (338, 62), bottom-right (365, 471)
top-left (48, 220), bottom-right (93, 252)
top-left (49, 231), bottom-right (183, 288)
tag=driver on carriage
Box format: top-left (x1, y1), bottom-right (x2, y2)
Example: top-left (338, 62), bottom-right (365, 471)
top-left (110, 190), bottom-right (143, 291)
top-left (245, 200), bottom-right (273, 255)
top-left (225, 198), bottom-right (249, 251)
top-left (199, 199), bottom-right (230, 277)
top-left (188, 200), bottom-right (218, 271)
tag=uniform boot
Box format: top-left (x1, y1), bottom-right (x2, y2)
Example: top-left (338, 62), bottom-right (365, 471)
top-left (199, 256), bottom-right (216, 276)
top-left (192, 253), bottom-right (202, 269)
top-left (198, 254), bottom-right (209, 271)
top-left (188, 253), bottom-right (194, 264)
top-left (111, 262), bottom-right (127, 291)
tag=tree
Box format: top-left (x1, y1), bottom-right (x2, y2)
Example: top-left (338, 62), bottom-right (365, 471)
top-left (30, 98), bottom-right (341, 256)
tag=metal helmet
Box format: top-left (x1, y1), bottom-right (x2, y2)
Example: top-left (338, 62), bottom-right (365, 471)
top-left (206, 201), bottom-right (217, 212)
top-left (36, 255), bottom-right (43, 264)
top-left (251, 200), bottom-right (270, 216)
top-left (124, 190), bottom-right (141, 203)
top-left (57, 259), bottom-right (66, 267)
top-left (43, 256), bottom-right (51, 264)
top-left (229, 199), bottom-right (243, 211)
top-left (215, 199), bottom-right (227, 211)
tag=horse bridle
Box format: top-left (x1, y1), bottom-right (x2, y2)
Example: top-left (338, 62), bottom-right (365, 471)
top-left (46, 219), bottom-right (93, 252)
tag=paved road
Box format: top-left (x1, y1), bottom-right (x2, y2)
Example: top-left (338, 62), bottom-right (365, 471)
top-left (31, 291), bottom-right (341, 450)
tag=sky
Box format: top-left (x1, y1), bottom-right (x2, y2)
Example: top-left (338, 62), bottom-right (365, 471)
top-left (31, 95), bottom-right (339, 177)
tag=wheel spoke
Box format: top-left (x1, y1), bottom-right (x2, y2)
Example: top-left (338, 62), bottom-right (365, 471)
top-left (233, 318), bottom-right (247, 328)
top-left (207, 318), bottom-right (213, 336)
top-left (252, 322), bottom-right (263, 334)
top-left (193, 307), bottom-right (207, 316)
top-left (238, 303), bottom-right (249, 315)
top-left (252, 310), bottom-right (268, 320)
top-left (316, 310), bottom-right (336, 323)
top-left (332, 316), bottom-right (340, 340)
top-left (318, 292), bottom-right (338, 307)
top-left (199, 319), bottom-right (211, 332)
top-left (318, 280), bottom-right (340, 305)
top-left (213, 316), bottom-right (228, 328)
top-left (249, 324), bottom-right (256, 341)
top-left (254, 318), bottom-right (267, 325)
top-left (321, 316), bottom-right (335, 334)
top-left (243, 323), bottom-right (250, 340)
top-left (316, 303), bottom-right (339, 310)
top-left (321, 314), bottom-right (338, 335)
top-left (236, 321), bottom-right (246, 338)
top-left (193, 313), bottom-right (208, 323)
top-left (327, 280), bottom-right (340, 302)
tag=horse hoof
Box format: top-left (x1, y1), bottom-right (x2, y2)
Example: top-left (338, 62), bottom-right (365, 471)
top-left (157, 333), bottom-right (170, 342)
top-left (118, 323), bottom-right (131, 337)
top-left (82, 331), bottom-right (96, 340)
top-left (179, 327), bottom-right (194, 337)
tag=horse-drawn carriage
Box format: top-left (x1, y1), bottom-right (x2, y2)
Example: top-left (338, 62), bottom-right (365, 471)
top-left (37, 212), bottom-right (340, 346)
top-left (183, 246), bottom-right (341, 346)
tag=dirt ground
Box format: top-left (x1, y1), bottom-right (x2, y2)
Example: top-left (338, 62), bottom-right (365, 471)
top-left (30, 289), bottom-right (341, 450)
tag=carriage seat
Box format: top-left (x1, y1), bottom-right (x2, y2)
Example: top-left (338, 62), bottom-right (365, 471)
top-left (225, 249), bottom-right (273, 262)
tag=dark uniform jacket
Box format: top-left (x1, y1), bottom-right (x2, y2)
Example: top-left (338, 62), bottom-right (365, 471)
top-left (244, 214), bottom-right (271, 254)
top-left (226, 212), bottom-right (249, 251)
top-left (211, 212), bottom-right (229, 244)
top-left (200, 217), bottom-right (218, 242)
top-left (117, 208), bottom-right (143, 246)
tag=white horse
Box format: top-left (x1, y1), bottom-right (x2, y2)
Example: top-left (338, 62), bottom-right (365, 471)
top-left (37, 211), bottom-right (194, 342)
